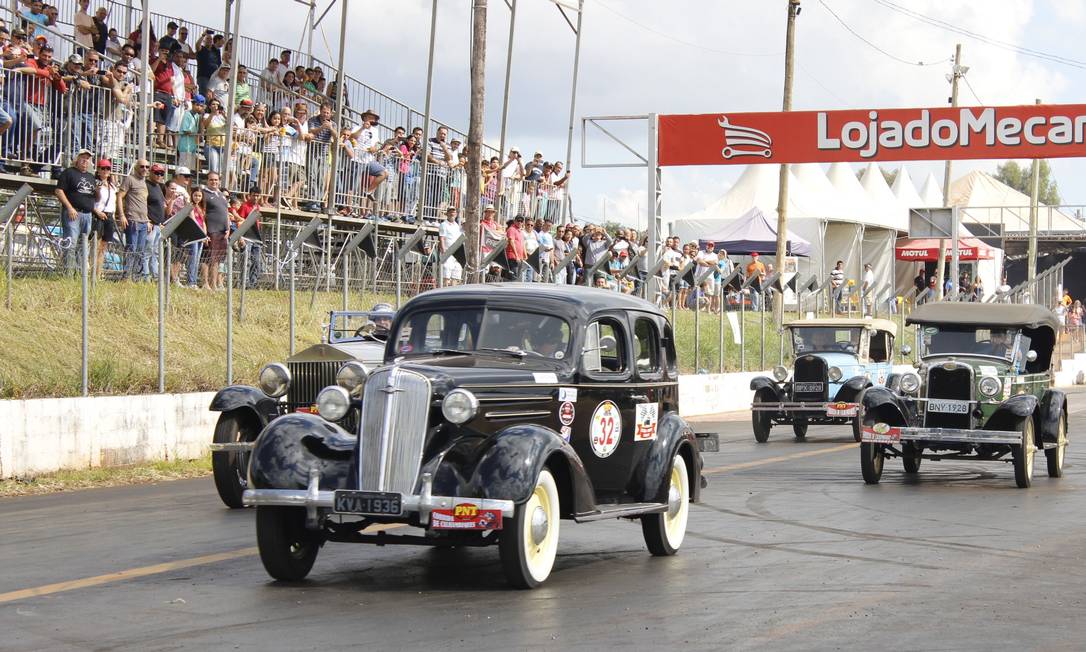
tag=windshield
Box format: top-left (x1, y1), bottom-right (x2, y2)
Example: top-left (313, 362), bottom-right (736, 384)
top-left (328, 311), bottom-right (394, 343)
top-left (393, 308), bottom-right (572, 360)
top-left (919, 325), bottom-right (1020, 360)
top-left (792, 327), bottom-right (861, 355)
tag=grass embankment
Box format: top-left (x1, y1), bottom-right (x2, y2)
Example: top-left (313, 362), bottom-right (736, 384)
top-left (0, 276), bottom-right (396, 398)
top-left (0, 458), bottom-right (212, 496)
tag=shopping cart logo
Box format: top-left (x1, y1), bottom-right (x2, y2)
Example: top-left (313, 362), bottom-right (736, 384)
top-left (717, 116), bottom-right (773, 160)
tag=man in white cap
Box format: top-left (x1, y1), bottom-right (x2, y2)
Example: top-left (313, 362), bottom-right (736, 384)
top-left (55, 148), bottom-right (97, 271)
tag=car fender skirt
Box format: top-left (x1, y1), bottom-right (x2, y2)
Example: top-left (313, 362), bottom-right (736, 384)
top-left (982, 394), bottom-right (1039, 432)
top-left (834, 376), bottom-right (869, 403)
top-left (1038, 389), bottom-right (1067, 443)
top-left (750, 376), bottom-right (781, 397)
top-left (634, 412), bottom-right (701, 505)
top-left (209, 385), bottom-right (280, 426)
top-left (466, 424), bottom-right (595, 515)
top-left (249, 413), bottom-right (357, 492)
top-left (860, 386), bottom-right (908, 427)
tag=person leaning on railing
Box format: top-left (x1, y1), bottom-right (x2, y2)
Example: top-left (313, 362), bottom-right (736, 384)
top-left (12, 44), bottom-right (66, 175)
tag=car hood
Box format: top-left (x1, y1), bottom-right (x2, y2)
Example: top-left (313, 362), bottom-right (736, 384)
top-left (392, 355), bottom-right (571, 394)
top-left (920, 355), bottom-right (1013, 374)
top-left (286, 342), bottom-right (385, 366)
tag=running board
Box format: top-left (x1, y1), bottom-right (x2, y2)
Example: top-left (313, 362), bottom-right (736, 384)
top-left (574, 502), bottom-right (668, 523)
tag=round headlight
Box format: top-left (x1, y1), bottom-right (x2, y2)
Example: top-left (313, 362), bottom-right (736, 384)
top-left (979, 375), bottom-right (1001, 398)
top-left (336, 361), bottom-right (369, 398)
top-left (773, 366), bottom-right (789, 382)
top-left (258, 363), bottom-right (291, 398)
top-left (316, 385), bottom-right (351, 421)
top-left (900, 372), bottom-right (921, 395)
top-left (442, 389), bottom-right (478, 425)
top-left (828, 366), bottom-right (843, 382)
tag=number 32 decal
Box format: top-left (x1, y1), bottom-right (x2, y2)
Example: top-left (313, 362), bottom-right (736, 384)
top-left (590, 400), bottom-right (622, 458)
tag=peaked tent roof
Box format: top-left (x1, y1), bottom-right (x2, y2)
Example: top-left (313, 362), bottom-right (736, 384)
top-left (949, 170), bottom-right (1080, 233)
top-left (685, 164), bottom-right (818, 223)
top-left (891, 166), bottom-right (927, 210)
top-left (919, 171), bottom-right (944, 207)
top-left (697, 206), bottom-right (812, 256)
top-left (793, 163), bottom-right (843, 218)
top-left (859, 162), bottom-right (907, 230)
top-left (826, 162), bottom-right (870, 222)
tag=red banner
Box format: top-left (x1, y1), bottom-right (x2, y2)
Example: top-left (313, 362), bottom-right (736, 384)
top-left (658, 104), bottom-right (1086, 167)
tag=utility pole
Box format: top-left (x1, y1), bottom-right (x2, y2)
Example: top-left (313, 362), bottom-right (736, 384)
top-left (937, 43), bottom-right (964, 301)
top-left (498, 0), bottom-right (516, 161)
top-left (465, 0), bottom-right (487, 281)
top-left (1027, 98), bottom-right (1042, 290)
top-left (772, 0), bottom-right (800, 326)
top-left (414, 1), bottom-right (439, 228)
top-left (560, 0), bottom-right (584, 224)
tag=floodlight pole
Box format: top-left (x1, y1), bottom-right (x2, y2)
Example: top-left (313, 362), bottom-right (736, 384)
top-left (498, 0), bottom-right (517, 161)
top-left (560, 0), bottom-right (583, 224)
top-left (647, 113), bottom-right (659, 306)
top-left (137, 0), bottom-right (150, 163)
top-left (1027, 98), bottom-right (1042, 288)
top-left (415, 0), bottom-right (439, 228)
top-left (772, 0), bottom-right (800, 326)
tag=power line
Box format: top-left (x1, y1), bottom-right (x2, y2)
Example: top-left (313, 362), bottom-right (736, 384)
top-left (817, 0), bottom-right (948, 66)
top-left (962, 75), bottom-right (984, 105)
top-left (872, 0), bottom-right (1086, 70)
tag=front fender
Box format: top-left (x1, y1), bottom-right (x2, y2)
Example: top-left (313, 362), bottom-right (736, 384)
top-left (632, 412), bottom-right (701, 505)
top-left (248, 413), bottom-right (357, 491)
top-left (885, 373), bottom-right (901, 393)
top-left (750, 376), bottom-right (783, 401)
top-left (1038, 390), bottom-right (1068, 443)
top-left (860, 386), bottom-right (910, 427)
top-left (834, 376), bottom-right (870, 403)
top-left (982, 394), bottom-right (1039, 432)
top-left (465, 424), bottom-right (595, 516)
top-left (210, 385), bottom-right (280, 426)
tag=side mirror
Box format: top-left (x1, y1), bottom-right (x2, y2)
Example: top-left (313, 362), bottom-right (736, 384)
top-left (1027, 350), bottom-right (1038, 362)
top-left (901, 344), bottom-right (912, 356)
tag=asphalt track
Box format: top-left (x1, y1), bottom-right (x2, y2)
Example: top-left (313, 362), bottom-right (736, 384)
top-left (5, 387), bottom-right (1086, 651)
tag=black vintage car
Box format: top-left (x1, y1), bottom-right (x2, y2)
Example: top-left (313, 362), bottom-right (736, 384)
top-left (860, 303), bottom-right (1068, 488)
top-left (208, 308), bottom-right (394, 508)
top-left (242, 284), bottom-right (712, 588)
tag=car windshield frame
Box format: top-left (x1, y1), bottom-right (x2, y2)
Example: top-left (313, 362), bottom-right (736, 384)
top-left (917, 324), bottom-right (1022, 363)
top-left (327, 311), bottom-right (395, 343)
top-left (391, 306), bottom-right (573, 363)
top-left (791, 327), bottom-right (862, 356)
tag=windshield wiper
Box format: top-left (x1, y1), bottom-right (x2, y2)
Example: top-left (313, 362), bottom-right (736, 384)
top-left (478, 347), bottom-right (527, 358)
top-left (422, 348), bottom-right (472, 356)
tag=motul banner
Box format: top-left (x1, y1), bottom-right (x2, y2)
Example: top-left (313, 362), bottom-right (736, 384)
top-left (658, 104), bottom-right (1086, 166)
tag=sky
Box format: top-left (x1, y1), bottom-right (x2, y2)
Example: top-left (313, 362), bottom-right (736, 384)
top-left (174, 0), bottom-right (1086, 228)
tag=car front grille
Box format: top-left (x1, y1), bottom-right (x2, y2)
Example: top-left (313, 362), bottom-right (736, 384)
top-left (793, 355), bottom-right (828, 401)
top-left (287, 361), bottom-right (340, 409)
top-left (924, 366), bottom-right (972, 429)
top-left (358, 367), bottom-right (431, 494)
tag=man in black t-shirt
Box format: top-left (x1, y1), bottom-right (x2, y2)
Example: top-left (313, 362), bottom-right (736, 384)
top-left (144, 163), bottom-right (168, 280)
top-left (55, 149), bottom-right (97, 271)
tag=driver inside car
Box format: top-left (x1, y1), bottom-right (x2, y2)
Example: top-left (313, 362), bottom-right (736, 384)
top-left (525, 319), bottom-right (567, 359)
top-left (809, 329), bottom-right (837, 351)
top-left (987, 330), bottom-right (1012, 358)
top-left (368, 303), bottom-right (395, 340)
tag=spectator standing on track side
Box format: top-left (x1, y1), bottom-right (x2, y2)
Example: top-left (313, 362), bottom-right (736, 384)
top-left (13, 44), bottom-right (65, 175)
top-left (536, 219), bottom-right (555, 283)
top-left (206, 65), bottom-right (230, 107)
top-left (158, 22), bottom-right (179, 55)
top-left (303, 102), bottom-right (333, 212)
top-left (912, 266), bottom-right (926, 305)
top-left (505, 215), bottom-right (526, 282)
top-left (117, 159), bottom-right (150, 280)
top-left (203, 171), bottom-right (229, 290)
top-left (91, 158), bottom-right (117, 279)
top-left (195, 31), bottom-right (223, 97)
top-left (91, 8), bottom-right (109, 55)
top-left (184, 187), bottom-right (208, 288)
top-left (238, 187), bottom-right (263, 288)
top-left (746, 252), bottom-right (767, 311)
top-left (176, 26), bottom-right (195, 61)
top-left (861, 263), bottom-right (875, 316)
top-left (97, 60), bottom-right (132, 162)
top-left (351, 108), bottom-right (388, 203)
top-left (177, 94), bottom-right (204, 173)
top-left (831, 260), bottom-right (846, 312)
top-left (424, 126), bottom-right (452, 221)
top-left (19, 1), bottom-right (48, 41)
top-left (581, 225), bottom-right (612, 277)
top-left (202, 97), bottom-right (228, 174)
top-left (234, 65), bottom-right (251, 104)
top-left (165, 166), bottom-right (191, 285)
top-left (55, 148), bottom-right (97, 272)
top-left (439, 207), bottom-right (463, 286)
top-left (73, 0), bottom-right (95, 54)
top-left (144, 163), bottom-right (167, 281)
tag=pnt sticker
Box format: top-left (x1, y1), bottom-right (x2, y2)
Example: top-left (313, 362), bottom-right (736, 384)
top-left (590, 400), bottom-right (622, 458)
top-left (559, 401), bottom-right (576, 426)
top-left (560, 425), bottom-right (572, 442)
top-left (634, 403), bottom-right (658, 441)
top-left (431, 503), bottom-right (503, 530)
top-left (558, 387), bottom-right (578, 402)
top-left (533, 372), bottom-right (558, 384)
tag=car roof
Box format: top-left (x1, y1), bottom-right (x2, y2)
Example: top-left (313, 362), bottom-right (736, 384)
top-left (783, 317), bottom-right (898, 334)
top-left (399, 283), bottom-right (667, 321)
top-left (906, 302), bottom-right (1059, 332)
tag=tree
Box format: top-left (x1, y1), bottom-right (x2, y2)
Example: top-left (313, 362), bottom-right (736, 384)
top-left (993, 160), bottom-right (1061, 205)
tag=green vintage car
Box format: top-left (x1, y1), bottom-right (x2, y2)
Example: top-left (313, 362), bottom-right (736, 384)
top-left (858, 303), bottom-right (1068, 488)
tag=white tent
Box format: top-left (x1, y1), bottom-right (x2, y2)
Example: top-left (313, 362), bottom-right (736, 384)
top-left (793, 163), bottom-right (844, 219)
top-left (859, 162), bottom-right (907, 231)
top-left (949, 170), bottom-right (1081, 235)
top-left (891, 166), bottom-right (926, 211)
top-left (919, 171), bottom-right (944, 207)
top-left (826, 162), bottom-right (869, 221)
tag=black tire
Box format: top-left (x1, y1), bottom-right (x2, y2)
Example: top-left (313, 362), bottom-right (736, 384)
top-left (860, 442), bottom-right (884, 484)
top-left (499, 468), bottom-right (560, 589)
top-left (752, 395), bottom-right (772, 443)
top-left (851, 415), bottom-right (863, 443)
top-left (902, 442), bottom-right (922, 474)
top-left (212, 411), bottom-right (258, 509)
top-left (642, 455), bottom-right (690, 556)
top-left (1013, 418), bottom-right (1036, 489)
top-left (1046, 411), bottom-right (1068, 478)
top-left (792, 421), bottom-right (808, 440)
top-left (255, 506), bottom-right (321, 581)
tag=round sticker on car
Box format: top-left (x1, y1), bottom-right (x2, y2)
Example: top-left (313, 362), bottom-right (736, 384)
top-left (559, 401), bottom-right (575, 426)
top-left (590, 400), bottom-right (621, 458)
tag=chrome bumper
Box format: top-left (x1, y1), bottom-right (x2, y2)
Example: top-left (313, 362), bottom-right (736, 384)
top-left (209, 442), bottom-right (255, 453)
top-left (242, 469), bottom-right (516, 528)
top-left (862, 425), bottom-right (1021, 445)
top-left (751, 401), bottom-right (859, 417)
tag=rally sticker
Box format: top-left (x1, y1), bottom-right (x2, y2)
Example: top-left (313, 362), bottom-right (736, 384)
top-left (560, 425), bottom-right (572, 442)
top-left (533, 372), bottom-right (558, 384)
top-left (431, 503), bottom-right (502, 531)
top-left (590, 400), bottom-right (622, 458)
top-left (558, 387), bottom-right (578, 402)
top-left (634, 403), bottom-right (658, 441)
top-left (559, 402), bottom-right (576, 426)
top-left (861, 422), bottom-right (902, 444)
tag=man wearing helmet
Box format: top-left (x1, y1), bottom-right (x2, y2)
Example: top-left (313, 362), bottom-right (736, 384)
top-left (370, 303), bottom-right (395, 340)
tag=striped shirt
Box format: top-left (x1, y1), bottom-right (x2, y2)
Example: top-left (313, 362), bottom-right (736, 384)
top-left (830, 268), bottom-right (844, 288)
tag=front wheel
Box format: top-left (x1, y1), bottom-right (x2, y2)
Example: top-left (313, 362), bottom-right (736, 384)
top-left (902, 442), bottom-right (922, 474)
top-left (255, 506), bottom-right (321, 581)
top-left (1046, 412), bottom-right (1068, 478)
top-left (212, 411), bottom-right (258, 509)
top-left (1013, 418), bottom-right (1036, 489)
top-left (792, 421), bottom-right (808, 440)
top-left (851, 415), bottom-right (863, 442)
top-left (499, 468), bottom-right (560, 589)
top-left (752, 396), bottom-right (772, 443)
top-left (642, 455), bottom-right (690, 556)
top-left (860, 442), bottom-right (884, 484)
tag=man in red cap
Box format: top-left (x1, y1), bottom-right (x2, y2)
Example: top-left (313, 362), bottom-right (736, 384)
top-left (746, 252), bottom-right (767, 311)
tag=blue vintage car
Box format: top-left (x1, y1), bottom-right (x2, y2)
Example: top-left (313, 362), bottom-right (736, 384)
top-left (750, 318), bottom-right (900, 442)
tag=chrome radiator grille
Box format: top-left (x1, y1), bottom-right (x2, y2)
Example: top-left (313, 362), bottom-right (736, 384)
top-left (358, 367), bottom-right (431, 494)
top-left (287, 361), bottom-right (339, 408)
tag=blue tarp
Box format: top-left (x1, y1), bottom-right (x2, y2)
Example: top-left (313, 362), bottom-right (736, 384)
top-left (697, 207), bottom-right (811, 257)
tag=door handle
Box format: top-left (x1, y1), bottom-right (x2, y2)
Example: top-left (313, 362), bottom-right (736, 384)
top-left (631, 394), bottom-right (650, 403)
